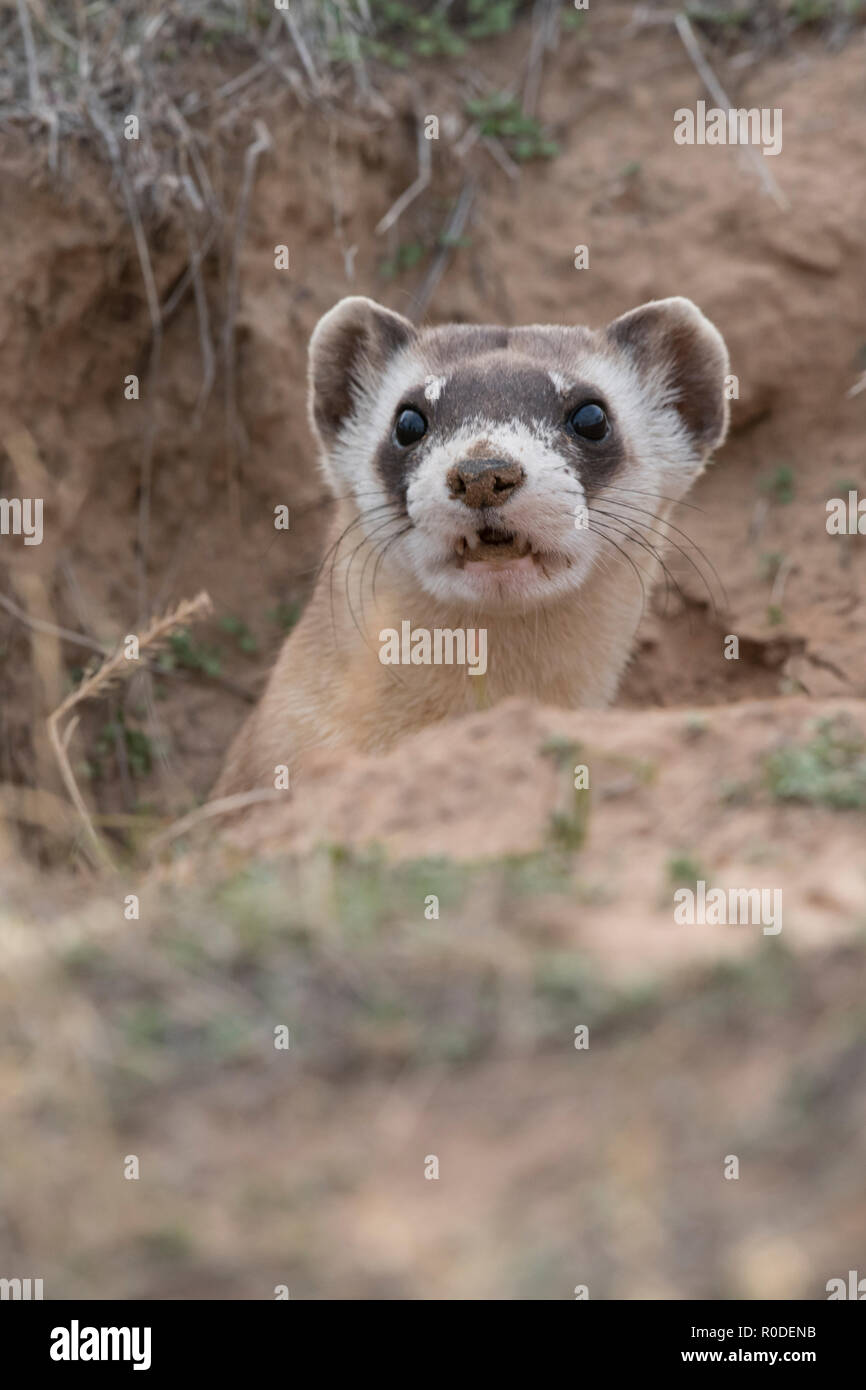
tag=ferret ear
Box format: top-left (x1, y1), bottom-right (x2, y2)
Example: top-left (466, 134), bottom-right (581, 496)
top-left (308, 296), bottom-right (416, 447)
top-left (607, 297), bottom-right (729, 453)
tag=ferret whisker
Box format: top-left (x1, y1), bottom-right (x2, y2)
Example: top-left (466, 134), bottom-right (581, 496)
top-left (593, 505), bottom-right (726, 617)
top-left (586, 522), bottom-right (649, 624)
top-left (357, 515), bottom-right (414, 635)
top-left (324, 504), bottom-right (402, 647)
top-left (591, 512), bottom-right (690, 616)
top-left (597, 500), bottom-right (726, 614)
top-left (286, 490), bottom-right (403, 527)
top-left (595, 482), bottom-right (707, 514)
top-left (597, 513), bottom-right (684, 619)
top-left (371, 523), bottom-right (413, 605)
top-left (342, 512), bottom-right (409, 647)
top-left (355, 521), bottom-right (414, 689)
top-left (548, 467), bottom-right (705, 516)
top-left (319, 502), bottom-right (399, 582)
top-left (590, 516), bottom-right (675, 618)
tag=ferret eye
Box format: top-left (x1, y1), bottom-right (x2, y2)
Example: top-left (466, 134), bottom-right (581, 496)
top-left (394, 407), bottom-right (427, 447)
top-left (569, 402), bottom-right (608, 441)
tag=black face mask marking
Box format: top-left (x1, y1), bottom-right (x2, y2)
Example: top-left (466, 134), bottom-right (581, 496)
top-left (373, 359), bottom-right (626, 508)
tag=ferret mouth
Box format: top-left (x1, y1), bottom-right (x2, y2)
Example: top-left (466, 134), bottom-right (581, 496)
top-left (454, 527), bottom-right (543, 569)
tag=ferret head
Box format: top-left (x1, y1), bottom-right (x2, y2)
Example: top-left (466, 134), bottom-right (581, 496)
top-left (308, 295), bottom-right (729, 613)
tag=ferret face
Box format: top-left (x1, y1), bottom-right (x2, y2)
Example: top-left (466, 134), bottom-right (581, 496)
top-left (308, 298), bottom-right (729, 614)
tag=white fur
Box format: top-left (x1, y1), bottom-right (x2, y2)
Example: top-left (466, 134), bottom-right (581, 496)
top-left (403, 417), bottom-right (597, 608)
top-left (548, 371), bottom-right (573, 396)
top-left (424, 374), bottom-right (446, 403)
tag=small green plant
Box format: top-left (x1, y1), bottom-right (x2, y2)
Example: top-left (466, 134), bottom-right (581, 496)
top-left (121, 1001), bottom-right (171, 1048)
top-left (498, 851), bottom-right (574, 897)
top-left (201, 12), bottom-right (246, 48)
top-left (438, 230), bottom-right (472, 251)
top-left (682, 713), bottom-right (709, 740)
top-left (353, 0), bottom-right (468, 64)
top-left (539, 734), bottom-right (582, 769)
top-left (759, 551), bottom-right (784, 582)
top-left (267, 602), bottom-right (301, 632)
top-left (540, 736), bottom-right (590, 849)
top-left (465, 0), bottom-right (522, 39)
top-left (379, 240), bottom-right (428, 279)
top-left (348, 0), bottom-right (524, 64)
top-left (533, 951), bottom-right (601, 1007)
top-left (464, 93), bottom-right (559, 161)
top-left (686, 4), bottom-right (754, 28)
top-left (410, 16), bottom-right (466, 58)
top-left (219, 614), bottom-right (258, 654)
top-left (136, 1227), bottom-right (195, 1262)
top-left (96, 720), bottom-right (153, 779)
top-left (767, 604), bottom-right (784, 626)
top-left (561, 7), bottom-right (588, 33)
top-left (789, 0), bottom-right (835, 23)
top-left (718, 778), bottom-right (752, 806)
top-left (760, 465), bottom-right (795, 505)
top-left (765, 717), bottom-right (866, 809)
top-left (667, 852), bottom-right (706, 887)
top-left (160, 629), bottom-right (222, 678)
top-left (548, 799), bottom-right (590, 851)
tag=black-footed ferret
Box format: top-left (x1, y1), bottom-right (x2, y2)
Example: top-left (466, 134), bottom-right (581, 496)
top-left (215, 295), bottom-right (729, 796)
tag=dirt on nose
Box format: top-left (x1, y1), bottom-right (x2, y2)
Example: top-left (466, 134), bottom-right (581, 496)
top-left (447, 458), bottom-right (525, 508)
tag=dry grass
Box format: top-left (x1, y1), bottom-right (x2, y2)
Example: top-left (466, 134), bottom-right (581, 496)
top-left (46, 593), bottom-right (213, 869)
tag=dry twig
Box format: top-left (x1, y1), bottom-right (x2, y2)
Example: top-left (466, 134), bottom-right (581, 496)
top-left (375, 117), bottom-right (433, 235)
top-left (279, 6), bottom-right (324, 99)
top-left (523, 0), bottom-right (558, 119)
top-left (0, 590), bottom-right (108, 656)
top-left (412, 178), bottom-right (476, 321)
top-left (674, 12), bottom-right (790, 212)
top-left (224, 118), bottom-right (273, 522)
top-left (148, 787), bottom-right (286, 856)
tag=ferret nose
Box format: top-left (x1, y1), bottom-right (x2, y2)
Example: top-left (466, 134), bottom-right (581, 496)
top-left (446, 458), bottom-right (525, 509)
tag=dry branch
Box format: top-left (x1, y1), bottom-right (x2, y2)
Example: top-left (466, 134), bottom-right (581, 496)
top-left (280, 6), bottom-right (324, 99)
top-left (148, 788), bottom-right (286, 857)
top-left (0, 590), bottom-right (108, 656)
top-left (375, 118), bottom-right (433, 236)
top-left (412, 178), bottom-right (476, 322)
top-left (674, 12), bottom-right (790, 212)
top-left (224, 118), bottom-right (273, 522)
